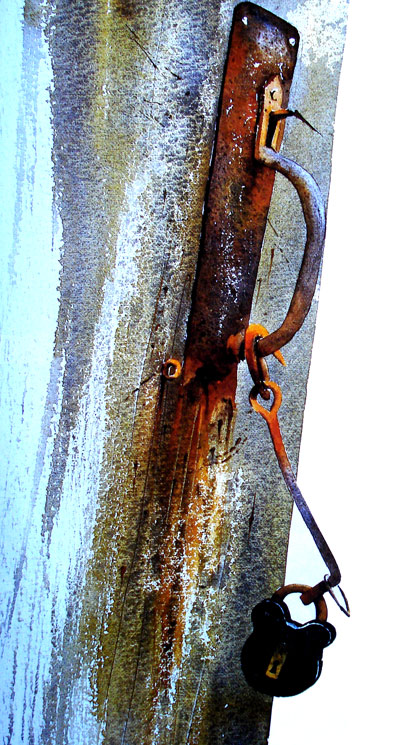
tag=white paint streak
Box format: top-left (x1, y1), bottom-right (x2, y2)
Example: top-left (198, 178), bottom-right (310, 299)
top-left (0, 6), bottom-right (63, 742)
top-left (287, 0), bottom-right (348, 73)
top-left (0, 5), bottom-right (147, 740)
top-left (61, 177), bottom-right (148, 738)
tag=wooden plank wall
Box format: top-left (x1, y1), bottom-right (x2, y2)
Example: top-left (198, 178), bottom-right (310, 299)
top-left (0, 1), bottom-right (348, 743)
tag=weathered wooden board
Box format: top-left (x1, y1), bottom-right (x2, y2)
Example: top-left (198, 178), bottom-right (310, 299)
top-left (0, 1), bottom-right (348, 743)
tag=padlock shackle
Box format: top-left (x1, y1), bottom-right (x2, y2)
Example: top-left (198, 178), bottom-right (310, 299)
top-left (272, 584), bottom-right (328, 623)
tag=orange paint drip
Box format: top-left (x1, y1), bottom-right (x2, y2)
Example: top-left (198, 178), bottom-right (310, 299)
top-left (154, 364), bottom-right (238, 686)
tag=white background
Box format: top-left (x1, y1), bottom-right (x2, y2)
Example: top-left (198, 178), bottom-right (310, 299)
top-left (270, 0), bottom-right (400, 742)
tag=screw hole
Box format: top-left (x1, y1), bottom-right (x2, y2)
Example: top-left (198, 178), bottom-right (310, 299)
top-left (162, 358), bottom-right (182, 380)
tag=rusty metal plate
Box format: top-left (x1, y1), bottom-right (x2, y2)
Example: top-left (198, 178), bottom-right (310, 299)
top-left (185, 2), bottom-right (299, 381)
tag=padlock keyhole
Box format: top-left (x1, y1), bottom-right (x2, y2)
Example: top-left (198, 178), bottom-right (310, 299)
top-left (265, 642), bottom-right (288, 680)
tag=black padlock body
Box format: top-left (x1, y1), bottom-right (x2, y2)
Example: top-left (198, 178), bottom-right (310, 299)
top-left (241, 598), bottom-right (336, 697)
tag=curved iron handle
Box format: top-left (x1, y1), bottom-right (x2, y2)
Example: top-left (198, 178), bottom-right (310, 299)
top-left (255, 144), bottom-right (326, 358)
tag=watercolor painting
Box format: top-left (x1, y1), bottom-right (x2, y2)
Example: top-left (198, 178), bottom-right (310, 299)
top-left (2, 1), bottom-right (399, 744)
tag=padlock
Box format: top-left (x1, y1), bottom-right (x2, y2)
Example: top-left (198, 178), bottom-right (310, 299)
top-left (241, 584), bottom-right (336, 697)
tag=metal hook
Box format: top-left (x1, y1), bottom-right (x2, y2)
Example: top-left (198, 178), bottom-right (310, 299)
top-left (246, 326), bottom-right (346, 611)
top-left (325, 579), bottom-right (351, 617)
top-left (244, 322), bottom-right (285, 400)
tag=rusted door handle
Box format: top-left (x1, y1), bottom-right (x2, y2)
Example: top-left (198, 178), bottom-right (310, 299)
top-left (254, 91), bottom-right (326, 359)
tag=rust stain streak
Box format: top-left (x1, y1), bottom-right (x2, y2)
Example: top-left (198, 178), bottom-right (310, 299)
top-left (277, 244), bottom-right (290, 267)
top-left (267, 246), bottom-right (275, 288)
top-left (126, 257), bottom-right (169, 451)
top-left (140, 109), bottom-right (165, 128)
top-left (177, 403), bottom-right (204, 516)
top-left (127, 20), bottom-right (181, 81)
top-left (165, 400), bottom-right (201, 526)
top-left (248, 493), bottom-right (257, 542)
top-left (169, 273), bottom-right (192, 359)
top-left (91, 335), bottom-right (167, 694)
top-left (120, 603), bottom-right (148, 745)
top-left (126, 25), bottom-right (160, 73)
top-left (184, 660), bottom-right (206, 745)
top-left (94, 258), bottom-right (170, 580)
top-left (100, 385), bottom-right (165, 709)
top-left (153, 0), bottom-right (182, 83)
top-left (267, 217), bottom-right (279, 237)
top-left (153, 371), bottom-right (238, 696)
top-left (182, 528), bottom-right (232, 743)
top-left (126, 373), bottom-right (157, 398)
top-left (100, 469), bottom-right (140, 706)
top-left (255, 276), bottom-right (263, 307)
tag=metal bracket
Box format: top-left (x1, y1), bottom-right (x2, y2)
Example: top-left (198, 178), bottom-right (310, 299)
top-left (182, 2), bottom-right (299, 383)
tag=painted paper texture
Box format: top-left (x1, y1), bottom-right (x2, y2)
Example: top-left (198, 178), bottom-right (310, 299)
top-left (0, 1), bottom-right (348, 743)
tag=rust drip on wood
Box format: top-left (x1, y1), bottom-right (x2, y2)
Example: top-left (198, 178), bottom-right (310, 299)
top-left (154, 370), bottom-right (238, 685)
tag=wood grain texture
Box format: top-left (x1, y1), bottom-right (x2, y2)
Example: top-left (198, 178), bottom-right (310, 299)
top-left (0, 1), bottom-right (348, 743)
